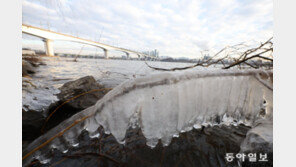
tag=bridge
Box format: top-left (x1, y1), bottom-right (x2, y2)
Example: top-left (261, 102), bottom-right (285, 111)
top-left (22, 24), bottom-right (155, 59)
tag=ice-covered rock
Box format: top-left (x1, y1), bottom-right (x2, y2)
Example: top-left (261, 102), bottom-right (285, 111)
top-left (240, 118), bottom-right (273, 153)
top-left (22, 77), bottom-right (59, 113)
top-left (239, 118), bottom-right (273, 167)
top-left (22, 69), bottom-right (273, 166)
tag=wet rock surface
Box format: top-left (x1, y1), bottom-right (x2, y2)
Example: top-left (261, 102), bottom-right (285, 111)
top-left (25, 124), bottom-right (270, 167)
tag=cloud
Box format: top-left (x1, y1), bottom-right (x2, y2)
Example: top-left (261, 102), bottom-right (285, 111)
top-left (193, 40), bottom-right (212, 50)
top-left (22, 0), bottom-right (273, 58)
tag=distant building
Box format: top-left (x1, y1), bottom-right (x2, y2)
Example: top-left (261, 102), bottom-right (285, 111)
top-left (142, 49), bottom-right (159, 58)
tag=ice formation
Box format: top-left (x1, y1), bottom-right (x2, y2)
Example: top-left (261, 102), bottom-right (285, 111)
top-left (22, 77), bottom-right (59, 112)
top-left (22, 69), bottom-right (273, 166)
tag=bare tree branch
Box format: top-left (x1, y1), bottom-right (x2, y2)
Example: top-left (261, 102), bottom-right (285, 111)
top-left (145, 37), bottom-right (273, 71)
top-left (144, 47), bottom-right (229, 71)
top-left (223, 48), bottom-right (273, 69)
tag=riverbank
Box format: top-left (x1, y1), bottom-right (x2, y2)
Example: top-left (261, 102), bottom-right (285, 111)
top-left (22, 56), bottom-right (111, 148)
top-left (22, 56), bottom-right (273, 167)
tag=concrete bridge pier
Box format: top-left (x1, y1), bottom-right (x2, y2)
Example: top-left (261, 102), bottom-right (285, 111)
top-left (103, 49), bottom-right (109, 58)
top-left (43, 39), bottom-right (54, 56)
top-left (125, 52), bottom-right (130, 59)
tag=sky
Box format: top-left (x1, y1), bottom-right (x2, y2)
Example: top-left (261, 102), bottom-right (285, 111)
top-left (22, 0), bottom-right (273, 58)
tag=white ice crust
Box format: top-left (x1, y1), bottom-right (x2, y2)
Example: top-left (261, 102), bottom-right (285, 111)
top-left (23, 69), bottom-right (273, 165)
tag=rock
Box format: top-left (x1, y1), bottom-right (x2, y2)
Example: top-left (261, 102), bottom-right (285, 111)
top-left (240, 119), bottom-right (273, 167)
top-left (57, 76), bottom-right (108, 110)
top-left (23, 55), bottom-right (46, 67)
top-left (22, 60), bottom-right (35, 76)
top-left (240, 119), bottom-right (273, 153)
top-left (44, 76), bottom-right (109, 132)
top-left (22, 110), bottom-right (45, 141)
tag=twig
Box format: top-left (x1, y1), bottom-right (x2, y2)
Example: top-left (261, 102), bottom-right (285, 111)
top-left (223, 48), bottom-right (273, 69)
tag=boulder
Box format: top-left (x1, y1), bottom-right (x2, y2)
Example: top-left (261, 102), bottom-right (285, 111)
top-left (240, 121), bottom-right (273, 153)
top-left (22, 60), bottom-right (35, 76)
top-left (240, 119), bottom-right (273, 167)
top-left (57, 76), bottom-right (108, 110)
top-left (44, 76), bottom-right (109, 132)
top-left (23, 55), bottom-right (46, 67)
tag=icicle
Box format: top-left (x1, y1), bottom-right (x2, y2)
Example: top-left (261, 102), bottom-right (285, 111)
top-left (50, 137), bottom-right (68, 153)
top-left (83, 117), bottom-right (100, 138)
top-left (63, 123), bottom-right (83, 147)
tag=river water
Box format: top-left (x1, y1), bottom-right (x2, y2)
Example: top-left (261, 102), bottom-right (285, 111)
top-left (33, 57), bottom-right (205, 87)
top-left (22, 56), bottom-right (207, 113)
